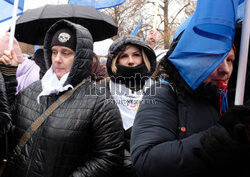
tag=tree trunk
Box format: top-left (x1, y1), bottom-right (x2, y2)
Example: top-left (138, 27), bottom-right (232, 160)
top-left (163, 0), bottom-right (170, 49)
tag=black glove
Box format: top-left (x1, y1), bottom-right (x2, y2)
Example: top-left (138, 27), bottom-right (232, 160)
top-left (193, 127), bottom-right (250, 176)
top-left (193, 105), bottom-right (250, 163)
top-left (193, 127), bottom-right (237, 166)
top-left (218, 105), bottom-right (250, 142)
top-left (244, 99), bottom-right (250, 106)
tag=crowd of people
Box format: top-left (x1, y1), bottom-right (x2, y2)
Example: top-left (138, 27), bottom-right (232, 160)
top-left (0, 0), bottom-right (250, 177)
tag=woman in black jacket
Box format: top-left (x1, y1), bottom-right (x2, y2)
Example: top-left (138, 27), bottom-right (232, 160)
top-left (106, 35), bottom-right (156, 177)
top-left (130, 1), bottom-right (250, 176)
top-left (1, 19), bottom-right (124, 177)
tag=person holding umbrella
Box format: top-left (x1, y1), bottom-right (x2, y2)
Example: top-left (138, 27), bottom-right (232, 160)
top-left (0, 32), bottom-right (41, 94)
top-left (0, 19), bottom-right (124, 177)
top-left (106, 35), bottom-right (156, 177)
top-left (130, 0), bottom-right (250, 177)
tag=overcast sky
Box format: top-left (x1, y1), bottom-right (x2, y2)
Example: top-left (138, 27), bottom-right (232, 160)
top-left (0, 0), bottom-right (68, 37)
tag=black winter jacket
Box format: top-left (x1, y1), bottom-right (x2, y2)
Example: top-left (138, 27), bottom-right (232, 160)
top-left (131, 81), bottom-right (227, 177)
top-left (5, 20), bottom-right (124, 177)
top-left (130, 51), bottom-right (248, 177)
top-left (0, 65), bottom-right (17, 135)
top-left (131, 18), bottom-right (250, 177)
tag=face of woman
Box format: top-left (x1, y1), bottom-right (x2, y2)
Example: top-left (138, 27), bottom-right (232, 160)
top-left (117, 45), bottom-right (143, 67)
top-left (203, 48), bottom-right (235, 86)
top-left (51, 46), bottom-right (75, 80)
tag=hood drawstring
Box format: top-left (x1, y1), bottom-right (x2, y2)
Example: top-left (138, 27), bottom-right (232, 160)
top-left (218, 81), bottom-right (228, 115)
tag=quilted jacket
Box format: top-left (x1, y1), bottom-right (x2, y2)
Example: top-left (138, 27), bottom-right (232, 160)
top-left (5, 20), bottom-right (124, 177)
top-left (0, 67), bottom-right (16, 135)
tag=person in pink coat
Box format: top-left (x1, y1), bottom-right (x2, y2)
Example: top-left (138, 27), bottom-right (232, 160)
top-left (0, 33), bottom-right (40, 94)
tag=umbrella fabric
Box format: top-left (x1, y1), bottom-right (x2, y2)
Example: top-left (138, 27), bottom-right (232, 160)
top-left (68, 0), bottom-right (126, 10)
top-left (14, 4), bottom-right (117, 45)
top-left (0, 0), bottom-right (24, 23)
top-left (173, 14), bottom-right (193, 40)
top-left (174, 0), bottom-right (244, 40)
top-left (169, 0), bottom-right (240, 90)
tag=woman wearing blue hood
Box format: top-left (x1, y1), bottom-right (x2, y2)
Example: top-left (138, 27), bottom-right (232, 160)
top-left (130, 0), bottom-right (250, 177)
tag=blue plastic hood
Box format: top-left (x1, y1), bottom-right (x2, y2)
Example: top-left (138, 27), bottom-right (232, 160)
top-left (169, 0), bottom-right (242, 90)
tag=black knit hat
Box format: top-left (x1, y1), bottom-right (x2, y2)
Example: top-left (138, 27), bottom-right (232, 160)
top-left (51, 28), bottom-right (76, 51)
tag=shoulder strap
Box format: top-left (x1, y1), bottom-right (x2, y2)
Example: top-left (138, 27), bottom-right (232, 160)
top-left (14, 79), bottom-right (87, 156)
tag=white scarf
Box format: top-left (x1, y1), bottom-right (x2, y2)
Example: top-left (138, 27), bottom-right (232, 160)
top-left (37, 67), bottom-right (73, 104)
top-left (110, 79), bottom-right (153, 130)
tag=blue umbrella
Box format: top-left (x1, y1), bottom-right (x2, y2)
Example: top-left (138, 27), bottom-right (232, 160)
top-left (68, 0), bottom-right (126, 10)
top-left (175, 0), bottom-right (244, 40)
top-left (173, 14), bottom-right (193, 40)
top-left (169, 0), bottom-right (240, 90)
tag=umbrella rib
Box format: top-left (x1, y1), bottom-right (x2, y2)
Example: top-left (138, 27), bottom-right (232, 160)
top-left (39, 4), bottom-right (48, 19)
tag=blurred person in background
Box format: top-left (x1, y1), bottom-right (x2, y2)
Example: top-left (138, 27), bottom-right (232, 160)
top-left (0, 32), bottom-right (40, 94)
top-left (91, 52), bottom-right (108, 83)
